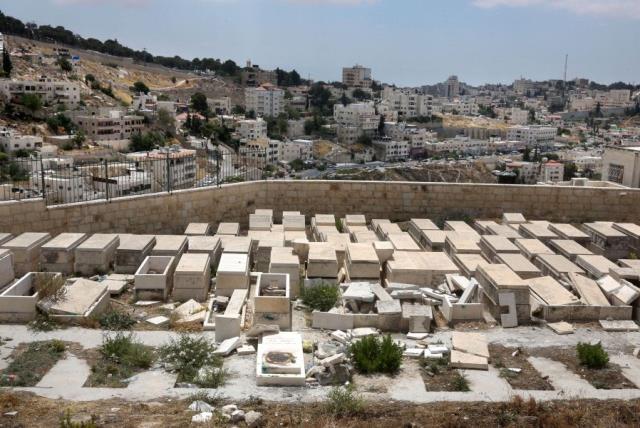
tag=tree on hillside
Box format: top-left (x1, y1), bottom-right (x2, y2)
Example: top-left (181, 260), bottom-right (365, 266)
top-left (130, 131), bottom-right (165, 152)
top-left (190, 92), bottom-right (209, 116)
top-left (130, 81), bottom-right (150, 94)
top-left (21, 94), bottom-right (42, 114)
top-left (2, 49), bottom-right (12, 77)
top-left (57, 57), bottom-right (72, 72)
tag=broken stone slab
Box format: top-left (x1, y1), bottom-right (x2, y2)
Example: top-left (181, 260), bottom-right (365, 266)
top-left (407, 332), bottom-right (429, 340)
top-left (342, 282), bottom-right (375, 303)
top-left (146, 316), bottom-right (169, 327)
top-left (237, 345), bottom-right (256, 356)
top-left (423, 349), bottom-right (444, 359)
top-left (350, 327), bottom-right (378, 339)
top-left (450, 349), bottom-right (489, 370)
top-left (189, 401), bottom-right (214, 413)
top-left (547, 321), bottom-right (575, 335)
top-left (401, 303), bottom-right (433, 333)
top-left (403, 348), bottom-right (424, 358)
top-left (428, 344), bottom-right (449, 354)
top-left (330, 330), bottom-right (350, 344)
top-left (174, 311), bottom-right (206, 325)
top-left (599, 320), bottom-right (640, 332)
top-left (192, 412), bottom-right (213, 424)
top-left (451, 331), bottom-right (489, 358)
top-left (320, 353), bottom-right (346, 367)
top-left (214, 336), bottom-right (242, 356)
top-left (174, 299), bottom-right (205, 318)
top-left (391, 290), bottom-right (424, 300)
top-left (499, 292), bottom-right (518, 328)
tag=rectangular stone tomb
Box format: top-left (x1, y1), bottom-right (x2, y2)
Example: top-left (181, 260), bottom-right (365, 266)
top-left (479, 235), bottom-right (519, 262)
top-left (548, 239), bottom-right (593, 262)
top-left (134, 256), bottom-right (176, 300)
top-left (152, 235), bottom-right (188, 260)
top-left (401, 302), bottom-right (433, 333)
top-left (485, 223), bottom-right (523, 241)
top-left (407, 219), bottom-right (439, 247)
top-left (387, 233), bottom-right (421, 252)
top-left (575, 255), bottom-right (619, 279)
top-left (184, 222), bottom-right (211, 236)
top-left (0, 249), bottom-right (14, 289)
top-left (254, 273), bottom-right (291, 330)
top-left (514, 239), bottom-right (555, 261)
top-left (502, 213), bottom-right (526, 225)
top-left (216, 253), bottom-right (250, 297)
top-left (452, 253), bottom-right (490, 278)
top-left (534, 254), bottom-right (585, 280)
top-left (324, 233), bottom-right (351, 268)
top-left (188, 236), bottom-right (222, 268)
top-left (518, 223), bottom-right (558, 243)
top-left (37, 278), bottom-right (109, 321)
top-left (283, 214), bottom-right (305, 232)
top-left (40, 233), bottom-right (87, 275)
top-left (0, 272), bottom-right (61, 322)
top-left (444, 221), bottom-right (478, 236)
top-left (216, 222), bottom-right (240, 236)
top-left (444, 233), bottom-right (481, 258)
top-left (582, 222), bottom-right (631, 260)
top-left (254, 232), bottom-right (285, 273)
top-left (476, 264), bottom-right (530, 323)
top-left (2, 232), bottom-right (51, 276)
top-left (494, 253), bottom-right (541, 279)
top-left (376, 222), bottom-right (402, 240)
top-left (353, 230), bottom-right (380, 244)
top-left (549, 223), bottom-right (591, 244)
top-left (0, 233), bottom-right (13, 246)
top-left (345, 243), bottom-right (380, 279)
top-left (74, 234), bottom-right (120, 276)
top-left (256, 332), bottom-right (306, 386)
top-left (420, 230), bottom-right (448, 251)
top-left (115, 234), bottom-right (156, 274)
top-left (529, 276), bottom-right (580, 306)
top-left (173, 253), bottom-right (211, 302)
top-left (250, 214), bottom-right (273, 231)
top-left (221, 236), bottom-right (252, 255)
top-left (269, 247), bottom-right (301, 298)
top-left (307, 243), bottom-right (338, 279)
top-left (474, 220), bottom-right (499, 235)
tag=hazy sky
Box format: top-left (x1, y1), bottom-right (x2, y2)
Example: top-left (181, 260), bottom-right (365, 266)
top-left (1, 0), bottom-right (639, 86)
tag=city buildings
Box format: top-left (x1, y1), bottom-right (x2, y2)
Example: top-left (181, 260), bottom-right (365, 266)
top-left (445, 75), bottom-right (460, 99)
top-left (73, 110), bottom-right (145, 142)
top-left (382, 87), bottom-right (434, 118)
top-left (342, 65), bottom-right (372, 88)
top-left (0, 127), bottom-right (43, 153)
top-left (334, 102), bottom-right (380, 144)
top-left (539, 160), bottom-right (565, 183)
top-left (0, 77), bottom-right (81, 107)
top-left (237, 118), bottom-right (268, 141)
top-left (506, 125), bottom-right (557, 148)
top-left (244, 84), bottom-right (284, 118)
top-left (602, 146), bottom-right (640, 188)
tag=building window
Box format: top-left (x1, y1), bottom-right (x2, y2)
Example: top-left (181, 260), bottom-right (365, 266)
top-left (608, 164), bottom-right (624, 184)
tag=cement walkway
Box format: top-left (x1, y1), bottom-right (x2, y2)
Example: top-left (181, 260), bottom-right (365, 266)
top-left (2, 324), bottom-right (640, 404)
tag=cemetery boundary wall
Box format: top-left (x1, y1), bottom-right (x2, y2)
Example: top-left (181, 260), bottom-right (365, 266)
top-left (1, 180), bottom-right (639, 235)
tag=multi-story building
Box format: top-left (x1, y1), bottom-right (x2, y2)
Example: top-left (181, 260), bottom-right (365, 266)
top-left (240, 137), bottom-right (281, 163)
top-left (280, 139), bottom-right (313, 162)
top-left (539, 160), bottom-right (564, 183)
top-left (342, 65), bottom-right (372, 88)
top-left (0, 77), bottom-right (81, 107)
top-left (506, 125), bottom-right (557, 148)
top-left (441, 99), bottom-right (479, 116)
top-left (74, 110), bottom-right (145, 142)
top-left (244, 84), bottom-right (284, 117)
top-left (445, 75), bottom-right (460, 99)
top-left (126, 146), bottom-right (197, 191)
top-left (602, 146), bottom-right (640, 187)
top-left (208, 97), bottom-right (232, 114)
top-left (237, 118), bottom-right (268, 141)
top-left (372, 139), bottom-right (410, 162)
top-left (241, 61), bottom-right (277, 87)
top-left (513, 78), bottom-right (534, 95)
top-left (382, 87), bottom-right (434, 118)
top-left (334, 102), bottom-right (380, 144)
top-left (0, 127), bottom-right (43, 153)
top-left (287, 119), bottom-right (306, 139)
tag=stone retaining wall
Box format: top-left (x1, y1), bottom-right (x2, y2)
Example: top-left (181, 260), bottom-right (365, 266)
top-left (1, 181), bottom-right (638, 235)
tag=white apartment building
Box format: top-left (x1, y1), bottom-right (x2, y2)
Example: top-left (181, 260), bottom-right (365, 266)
top-left (240, 137), bottom-right (281, 163)
top-left (342, 65), bottom-right (372, 88)
top-left (574, 156), bottom-right (603, 173)
top-left (595, 89), bottom-right (631, 108)
top-left (372, 139), bottom-right (410, 162)
top-left (280, 139), bottom-right (313, 162)
top-left (441, 99), bottom-right (479, 116)
top-left (513, 78), bottom-right (534, 95)
top-left (376, 101), bottom-right (399, 122)
top-left (74, 110), bottom-right (145, 142)
top-left (208, 97), bottom-right (232, 114)
top-left (506, 125), bottom-right (557, 147)
top-left (244, 84), bottom-right (284, 117)
top-left (382, 87), bottom-right (434, 118)
top-left (237, 118), bottom-right (268, 141)
top-left (126, 146), bottom-right (197, 191)
top-left (504, 161), bottom-right (539, 184)
top-left (0, 77), bottom-right (81, 107)
top-left (602, 146), bottom-right (640, 187)
top-left (539, 161), bottom-right (564, 183)
top-left (334, 102), bottom-right (380, 144)
top-left (510, 108), bottom-right (529, 125)
top-left (446, 76), bottom-right (460, 99)
top-left (0, 127), bottom-right (43, 153)
top-left (42, 175), bottom-right (88, 205)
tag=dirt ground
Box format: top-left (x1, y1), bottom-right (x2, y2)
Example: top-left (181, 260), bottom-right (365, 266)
top-left (489, 345), bottom-right (554, 391)
top-left (530, 346), bottom-right (635, 390)
top-left (2, 392), bottom-right (640, 427)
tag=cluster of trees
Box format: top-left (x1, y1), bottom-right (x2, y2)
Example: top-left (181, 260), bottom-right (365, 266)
top-left (275, 68), bottom-right (302, 87)
top-left (130, 131), bottom-right (166, 152)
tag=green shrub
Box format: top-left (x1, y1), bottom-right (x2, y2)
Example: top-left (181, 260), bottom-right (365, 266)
top-left (349, 335), bottom-right (403, 375)
top-left (0, 341), bottom-right (66, 386)
top-left (86, 333), bottom-right (154, 387)
top-left (59, 411), bottom-right (98, 428)
top-left (99, 311), bottom-right (136, 331)
top-left (301, 283), bottom-right (340, 312)
top-left (159, 334), bottom-right (225, 387)
top-left (325, 385), bottom-right (364, 417)
top-left (577, 342), bottom-right (609, 369)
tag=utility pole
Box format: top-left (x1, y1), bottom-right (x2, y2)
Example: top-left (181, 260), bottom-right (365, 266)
top-left (562, 54), bottom-right (568, 108)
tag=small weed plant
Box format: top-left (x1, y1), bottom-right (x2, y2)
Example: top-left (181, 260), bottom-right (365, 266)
top-left (99, 311), bottom-right (136, 331)
top-left (325, 385), bottom-right (364, 417)
top-left (159, 334), bottom-right (226, 387)
top-left (349, 335), bottom-right (403, 375)
top-left (452, 372), bottom-right (470, 392)
top-left (577, 342), bottom-right (609, 369)
top-left (86, 332), bottom-right (154, 387)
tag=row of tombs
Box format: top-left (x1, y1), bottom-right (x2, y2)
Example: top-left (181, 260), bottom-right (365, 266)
top-left (1, 211), bottom-right (640, 342)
